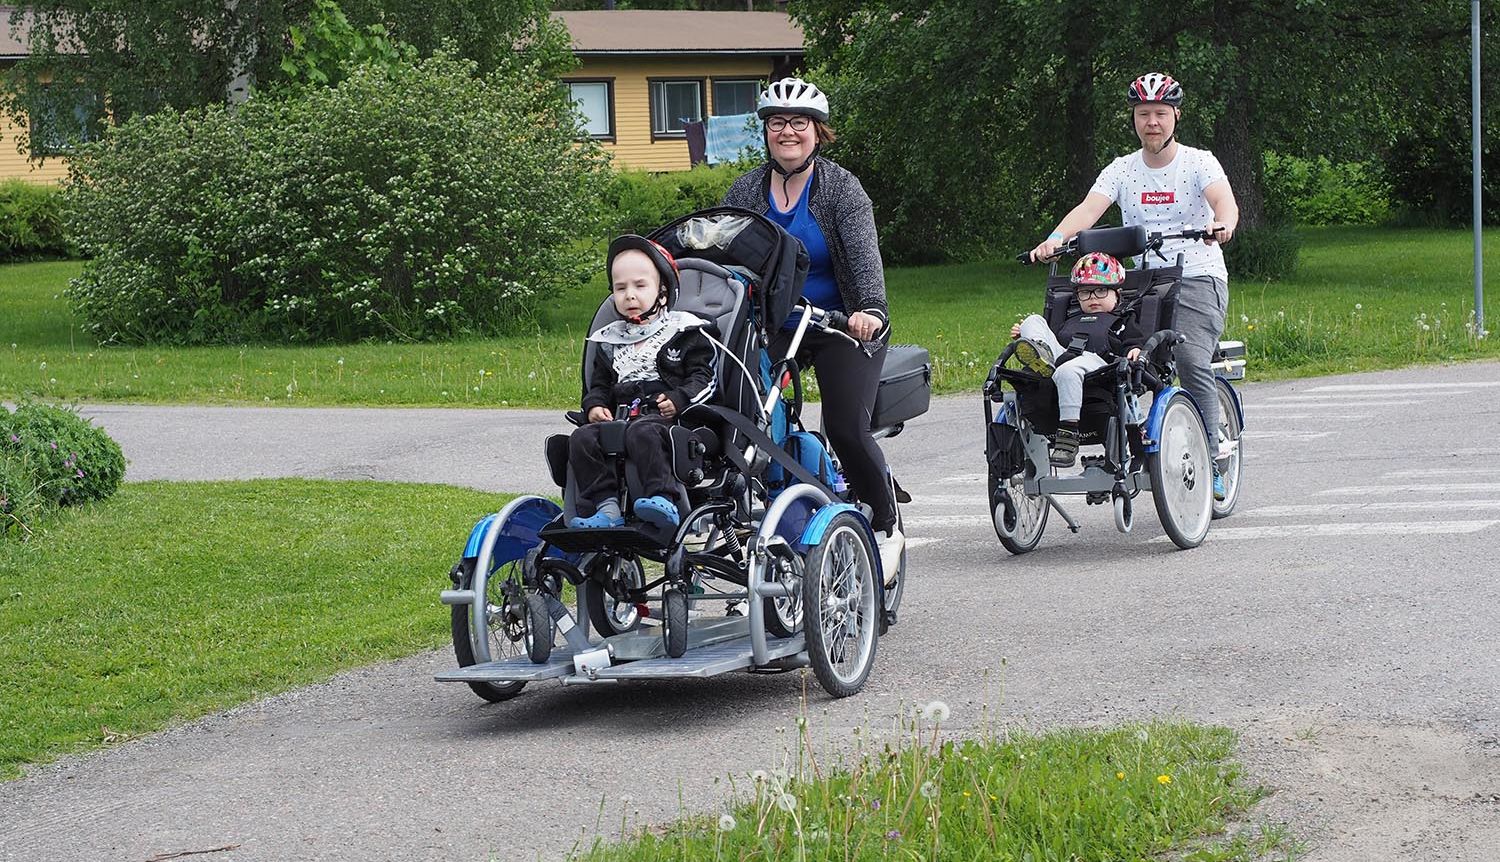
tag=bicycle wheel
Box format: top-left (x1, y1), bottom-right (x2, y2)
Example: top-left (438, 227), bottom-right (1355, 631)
top-left (803, 511), bottom-right (879, 697)
top-left (1149, 391), bottom-right (1214, 549)
top-left (1212, 378), bottom-right (1243, 519)
top-left (449, 558), bottom-right (528, 703)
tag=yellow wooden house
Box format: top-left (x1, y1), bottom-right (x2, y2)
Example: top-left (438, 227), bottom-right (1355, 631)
top-left (0, 8), bottom-right (804, 183)
top-left (555, 10), bottom-right (803, 172)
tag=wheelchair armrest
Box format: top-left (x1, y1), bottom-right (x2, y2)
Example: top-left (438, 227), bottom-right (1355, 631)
top-left (1141, 329), bottom-right (1185, 364)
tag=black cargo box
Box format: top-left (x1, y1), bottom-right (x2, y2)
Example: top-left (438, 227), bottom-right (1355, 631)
top-left (872, 344), bottom-right (931, 429)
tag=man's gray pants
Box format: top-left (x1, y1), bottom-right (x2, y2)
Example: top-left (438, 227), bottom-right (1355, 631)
top-left (1171, 275), bottom-right (1228, 448)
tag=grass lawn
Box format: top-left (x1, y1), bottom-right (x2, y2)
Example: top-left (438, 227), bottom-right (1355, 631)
top-left (0, 479), bottom-right (509, 780)
top-left (2, 226), bottom-right (1495, 407)
top-left (575, 718), bottom-right (1297, 862)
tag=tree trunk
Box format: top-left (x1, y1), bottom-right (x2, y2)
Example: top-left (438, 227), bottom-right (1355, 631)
top-left (1210, 91), bottom-right (1264, 229)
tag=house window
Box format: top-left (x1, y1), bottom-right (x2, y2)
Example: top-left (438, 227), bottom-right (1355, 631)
top-left (29, 85), bottom-right (104, 156)
top-left (566, 80), bottom-right (614, 140)
top-left (712, 79), bottom-right (761, 117)
top-left (649, 79), bottom-right (704, 138)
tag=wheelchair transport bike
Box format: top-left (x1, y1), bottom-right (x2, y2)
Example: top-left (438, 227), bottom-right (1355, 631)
top-left (983, 224), bottom-right (1245, 553)
top-left (436, 207), bottom-right (931, 702)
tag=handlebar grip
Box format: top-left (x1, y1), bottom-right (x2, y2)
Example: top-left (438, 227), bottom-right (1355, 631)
top-left (825, 310), bottom-right (850, 333)
top-left (1015, 252), bottom-right (1034, 265)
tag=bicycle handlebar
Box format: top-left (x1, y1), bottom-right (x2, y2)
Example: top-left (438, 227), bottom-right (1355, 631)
top-left (1016, 226), bottom-right (1228, 265)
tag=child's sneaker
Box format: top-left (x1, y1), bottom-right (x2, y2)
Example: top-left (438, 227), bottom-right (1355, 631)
top-left (1212, 466), bottom-right (1227, 501)
top-left (1050, 427), bottom-right (1079, 467)
top-left (633, 495), bottom-right (680, 529)
top-left (1013, 338), bottom-right (1055, 377)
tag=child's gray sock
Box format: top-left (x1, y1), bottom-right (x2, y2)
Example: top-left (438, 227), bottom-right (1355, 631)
top-left (594, 498), bottom-right (621, 520)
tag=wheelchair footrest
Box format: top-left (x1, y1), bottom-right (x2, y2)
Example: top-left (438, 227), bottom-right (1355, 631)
top-left (434, 650), bottom-right (576, 683)
top-left (593, 635), bottom-right (805, 680)
top-left (540, 522), bottom-right (674, 555)
top-left (605, 614), bottom-right (749, 661)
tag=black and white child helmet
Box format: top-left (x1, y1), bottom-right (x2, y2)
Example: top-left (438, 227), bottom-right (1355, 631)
top-left (756, 77), bottom-right (830, 122)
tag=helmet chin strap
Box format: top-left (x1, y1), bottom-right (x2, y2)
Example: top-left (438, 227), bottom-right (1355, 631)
top-left (769, 143), bottom-right (819, 199)
top-left (626, 290), bottom-right (667, 325)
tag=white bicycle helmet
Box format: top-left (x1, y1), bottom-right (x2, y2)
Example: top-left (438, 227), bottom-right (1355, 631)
top-left (756, 77), bottom-right (830, 122)
top-left (1127, 72), bottom-right (1184, 107)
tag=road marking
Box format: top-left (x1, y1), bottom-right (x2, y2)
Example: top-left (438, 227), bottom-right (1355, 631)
top-left (905, 536), bottom-right (941, 550)
top-left (1246, 430), bottom-right (1333, 440)
top-left (938, 473), bottom-right (987, 484)
top-left (1241, 412), bottom-right (1371, 421)
top-left (1318, 483), bottom-right (1500, 495)
top-left (1382, 467), bottom-right (1500, 479)
top-left (1303, 382), bottom-right (1500, 392)
top-left (903, 514), bottom-right (991, 529)
top-left (1152, 520), bottom-right (1499, 542)
top-left (1245, 499), bottom-right (1500, 517)
top-left (1263, 394), bottom-right (1423, 403)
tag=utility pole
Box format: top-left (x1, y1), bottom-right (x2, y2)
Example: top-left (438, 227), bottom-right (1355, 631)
top-left (1474, 0), bottom-right (1485, 333)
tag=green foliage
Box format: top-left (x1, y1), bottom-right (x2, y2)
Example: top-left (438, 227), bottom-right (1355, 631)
top-left (0, 479), bottom-right (512, 776)
top-left (578, 717), bottom-right (1270, 861)
top-left (602, 164), bottom-right (746, 236)
top-left (0, 181), bottom-right (70, 262)
top-left (0, 401), bottom-right (125, 537)
top-left (1263, 153), bottom-right (1391, 226)
top-left (62, 52), bottom-right (612, 345)
top-left (1223, 222), bottom-right (1303, 281)
top-left (279, 0), bottom-right (418, 89)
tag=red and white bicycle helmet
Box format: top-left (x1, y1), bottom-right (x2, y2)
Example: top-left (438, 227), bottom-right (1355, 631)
top-left (1070, 252), bottom-right (1126, 287)
top-left (1127, 72), bottom-right (1183, 107)
top-left (757, 77), bottom-right (830, 122)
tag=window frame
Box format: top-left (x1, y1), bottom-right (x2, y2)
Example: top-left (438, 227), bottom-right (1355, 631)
top-left (27, 83), bottom-right (104, 158)
top-left (709, 77), bottom-right (763, 118)
top-left (647, 77), bottom-right (707, 141)
top-left (562, 77), bottom-right (616, 142)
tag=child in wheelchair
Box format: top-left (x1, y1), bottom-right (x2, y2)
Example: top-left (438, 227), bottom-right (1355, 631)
top-left (1007, 252), bottom-right (1147, 467)
top-left (567, 235), bottom-right (719, 530)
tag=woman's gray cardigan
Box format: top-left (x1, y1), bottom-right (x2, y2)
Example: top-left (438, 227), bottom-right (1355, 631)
top-left (721, 158), bottom-right (888, 321)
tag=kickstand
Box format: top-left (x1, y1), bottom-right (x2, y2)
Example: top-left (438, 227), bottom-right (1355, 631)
top-left (1044, 494), bottom-right (1081, 533)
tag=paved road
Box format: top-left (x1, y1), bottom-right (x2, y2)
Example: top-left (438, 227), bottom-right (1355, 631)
top-left (3, 362), bottom-right (1499, 861)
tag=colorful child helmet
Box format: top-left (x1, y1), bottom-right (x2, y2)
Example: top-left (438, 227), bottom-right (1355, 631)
top-left (607, 235), bottom-right (680, 320)
top-left (1127, 72), bottom-right (1183, 107)
top-left (757, 77), bottom-right (830, 122)
top-left (1070, 252), bottom-right (1125, 287)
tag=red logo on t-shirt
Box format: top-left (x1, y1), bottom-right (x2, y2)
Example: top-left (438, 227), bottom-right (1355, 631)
top-left (1141, 191), bottom-right (1176, 205)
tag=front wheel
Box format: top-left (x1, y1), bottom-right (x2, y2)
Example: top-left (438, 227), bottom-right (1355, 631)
top-left (803, 511), bottom-right (879, 697)
top-left (662, 588), bottom-right (689, 658)
top-left (992, 469), bottom-right (1048, 554)
top-left (1212, 378), bottom-right (1243, 519)
top-left (583, 555), bottom-right (644, 637)
top-left (1149, 391), bottom-right (1214, 549)
top-left (449, 559), bottom-right (527, 702)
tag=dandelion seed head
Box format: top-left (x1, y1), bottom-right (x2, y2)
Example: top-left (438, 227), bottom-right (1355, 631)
top-left (775, 793), bottom-right (797, 812)
top-left (717, 813), bottom-right (736, 832)
top-left (920, 700), bottom-right (952, 722)
top-left (751, 770), bottom-right (769, 783)
top-left (1135, 728), bottom-right (1150, 743)
top-left (919, 781), bottom-right (937, 799)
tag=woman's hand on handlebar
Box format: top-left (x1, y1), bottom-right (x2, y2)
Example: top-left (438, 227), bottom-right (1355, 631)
top-left (847, 310), bottom-right (883, 341)
top-left (1126, 347), bottom-right (1142, 362)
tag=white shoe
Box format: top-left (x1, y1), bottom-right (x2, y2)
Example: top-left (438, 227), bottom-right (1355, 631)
top-left (1216, 438), bottom-right (1237, 461)
top-left (876, 528), bottom-right (905, 588)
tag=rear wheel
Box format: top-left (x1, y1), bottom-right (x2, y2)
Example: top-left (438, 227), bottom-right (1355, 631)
top-left (993, 460), bottom-right (1048, 555)
top-left (1149, 391), bottom-right (1214, 549)
top-left (761, 544), bottom-right (804, 639)
top-left (803, 512), bottom-right (879, 697)
top-left (1212, 378), bottom-right (1243, 519)
top-left (449, 558), bottom-right (528, 702)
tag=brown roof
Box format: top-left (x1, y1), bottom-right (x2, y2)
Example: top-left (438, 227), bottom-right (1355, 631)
top-left (554, 11), bottom-right (802, 56)
top-left (1, 6), bottom-right (29, 59)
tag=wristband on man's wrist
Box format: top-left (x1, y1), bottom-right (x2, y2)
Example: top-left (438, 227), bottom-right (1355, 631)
top-left (1048, 231), bottom-right (1064, 240)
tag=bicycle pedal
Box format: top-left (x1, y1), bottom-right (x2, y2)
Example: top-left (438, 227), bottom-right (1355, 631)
top-left (1080, 455), bottom-right (1108, 469)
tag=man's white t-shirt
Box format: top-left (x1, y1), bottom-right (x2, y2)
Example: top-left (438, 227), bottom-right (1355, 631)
top-left (1089, 144), bottom-right (1229, 281)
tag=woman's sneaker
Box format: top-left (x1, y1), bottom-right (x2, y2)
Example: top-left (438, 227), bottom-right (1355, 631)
top-left (876, 528), bottom-right (905, 588)
top-left (1013, 338), bottom-right (1055, 377)
top-left (1050, 427), bottom-right (1079, 467)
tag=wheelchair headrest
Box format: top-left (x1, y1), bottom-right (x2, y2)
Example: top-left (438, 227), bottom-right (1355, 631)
top-left (1074, 225), bottom-right (1148, 260)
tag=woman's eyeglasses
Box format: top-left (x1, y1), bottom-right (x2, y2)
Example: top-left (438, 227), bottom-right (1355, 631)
top-left (1074, 287), bottom-right (1117, 300)
top-left (765, 116), bottom-right (812, 132)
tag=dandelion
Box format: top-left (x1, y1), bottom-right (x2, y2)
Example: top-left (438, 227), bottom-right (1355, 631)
top-left (1135, 728), bottom-right (1150, 743)
top-left (1422, 323), bottom-right (1431, 331)
top-left (1277, 310), bottom-right (1285, 318)
top-left (337, 357), bottom-right (345, 366)
top-left (920, 700), bottom-right (951, 722)
top-left (717, 813), bottom-right (736, 832)
top-left (1240, 314), bottom-right (1249, 323)
top-left (751, 770), bottom-right (769, 784)
top-left (962, 790), bottom-right (971, 798)
top-left (1355, 303), bottom-right (1363, 311)
top-left (49, 378), bottom-right (56, 384)
top-left (775, 793), bottom-right (797, 812)
top-left (38, 361), bottom-right (46, 370)
top-left (1116, 771), bottom-right (1126, 781)
top-left (988, 794), bottom-right (998, 801)
top-left (1247, 323), bottom-right (1256, 331)
top-left (919, 781), bottom-right (937, 799)
top-left (1157, 774), bottom-right (1172, 785)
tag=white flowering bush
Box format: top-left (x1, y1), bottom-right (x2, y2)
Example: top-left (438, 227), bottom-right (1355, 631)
top-left (63, 52), bottom-right (611, 344)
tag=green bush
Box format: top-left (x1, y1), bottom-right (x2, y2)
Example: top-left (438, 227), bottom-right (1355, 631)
top-left (63, 52), bottom-right (612, 345)
top-left (1263, 152), bottom-right (1391, 226)
top-left (1225, 221), bottom-right (1303, 281)
top-left (0, 402), bottom-right (126, 537)
top-left (601, 163), bottom-right (746, 236)
top-left (0, 180), bottom-right (72, 262)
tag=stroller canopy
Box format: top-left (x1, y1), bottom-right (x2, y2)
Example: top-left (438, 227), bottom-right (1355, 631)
top-left (649, 207), bottom-right (809, 333)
